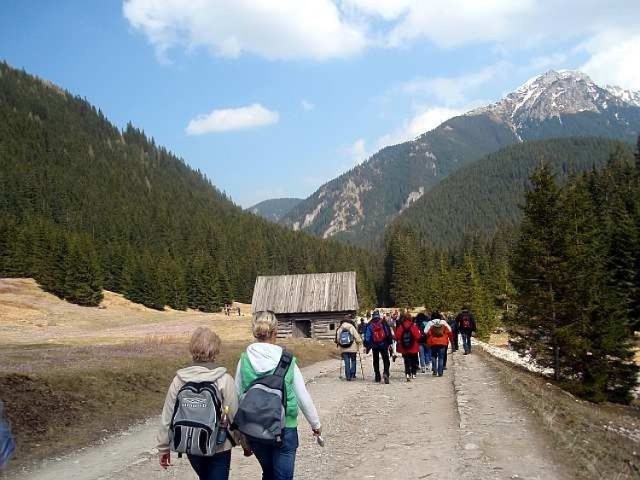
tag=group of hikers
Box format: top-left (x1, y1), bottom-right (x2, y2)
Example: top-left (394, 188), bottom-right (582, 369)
top-left (336, 307), bottom-right (477, 383)
top-left (157, 311), bottom-right (322, 480)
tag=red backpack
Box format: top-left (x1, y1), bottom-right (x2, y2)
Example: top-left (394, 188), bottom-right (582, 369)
top-left (371, 320), bottom-right (387, 344)
top-left (460, 313), bottom-right (472, 330)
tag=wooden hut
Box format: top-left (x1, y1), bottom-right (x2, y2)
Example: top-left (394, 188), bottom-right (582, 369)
top-left (251, 271), bottom-right (358, 340)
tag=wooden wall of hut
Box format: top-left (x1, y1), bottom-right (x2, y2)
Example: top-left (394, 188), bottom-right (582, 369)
top-left (276, 311), bottom-right (355, 340)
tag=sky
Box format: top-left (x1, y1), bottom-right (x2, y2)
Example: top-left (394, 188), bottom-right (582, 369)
top-left (1, 1), bottom-right (639, 207)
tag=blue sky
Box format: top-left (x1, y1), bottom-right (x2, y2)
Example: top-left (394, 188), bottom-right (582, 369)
top-left (1, 1), bottom-right (639, 207)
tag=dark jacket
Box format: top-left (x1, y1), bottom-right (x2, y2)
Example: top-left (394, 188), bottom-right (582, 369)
top-left (455, 310), bottom-right (477, 333)
top-left (364, 318), bottom-right (392, 350)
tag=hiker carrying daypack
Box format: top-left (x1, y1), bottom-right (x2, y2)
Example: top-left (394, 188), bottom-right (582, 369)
top-left (233, 351), bottom-right (293, 445)
top-left (157, 327), bottom-right (241, 480)
top-left (0, 401), bottom-right (15, 470)
top-left (336, 317), bottom-right (363, 381)
top-left (236, 311), bottom-right (322, 480)
top-left (395, 313), bottom-right (421, 381)
top-left (364, 311), bottom-right (392, 383)
top-left (456, 308), bottom-right (477, 354)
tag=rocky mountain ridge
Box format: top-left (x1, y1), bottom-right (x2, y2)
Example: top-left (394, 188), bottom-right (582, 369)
top-left (281, 70), bottom-right (640, 245)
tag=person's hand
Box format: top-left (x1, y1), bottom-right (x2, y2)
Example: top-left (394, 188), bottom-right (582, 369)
top-left (159, 452), bottom-right (171, 469)
top-left (312, 427), bottom-right (322, 437)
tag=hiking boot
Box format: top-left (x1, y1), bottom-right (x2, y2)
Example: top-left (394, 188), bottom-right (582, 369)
top-left (421, 368), bottom-right (426, 374)
top-left (406, 374), bottom-right (411, 382)
top-left (412, 374), bottom-right (417, 379)
top-left (438, 373), bottom-right (443, 377)
top-left (432, 371), bottom-right (437, 376)
top-left (374, 376), bottom-right (381, 383)
top-left (383, 373), bottom-right (390, 384)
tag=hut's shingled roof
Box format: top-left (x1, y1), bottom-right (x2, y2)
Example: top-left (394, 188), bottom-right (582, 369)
top-left (251, 272), bottom-right (358, 314)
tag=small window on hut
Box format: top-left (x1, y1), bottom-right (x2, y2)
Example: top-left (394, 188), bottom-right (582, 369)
top-left (329, 323), bottom-right (336, 331)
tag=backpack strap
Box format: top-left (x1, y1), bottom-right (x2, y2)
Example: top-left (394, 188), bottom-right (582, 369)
top-left (273, 350), bottom-right (293, 379)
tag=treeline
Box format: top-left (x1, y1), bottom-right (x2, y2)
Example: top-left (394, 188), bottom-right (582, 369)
top-left (394, 137), bottom-right (635, 249)
top-left (382, 224), bottom-right (515, 340)
top-left (509, 143), bottom-right (640, 403)
top-left (383, 140), bottom-right (640, 403)
top-left (0, 62), bottom-right (380, 310)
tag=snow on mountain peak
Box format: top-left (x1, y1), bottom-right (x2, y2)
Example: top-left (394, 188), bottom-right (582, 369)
top-left (469, 69), bottom-right (639, 131)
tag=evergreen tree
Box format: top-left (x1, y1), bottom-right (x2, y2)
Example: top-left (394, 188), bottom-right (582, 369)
top-left (64, 235), bottom-right (103, 306)
top-left (509, 164), bottom-right (567, 380)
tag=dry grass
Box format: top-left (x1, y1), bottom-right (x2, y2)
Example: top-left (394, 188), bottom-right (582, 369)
top-left (2, 338), bottom-right (338, 471)
top-left (480, 351), bottom-right (640, 480)
top-left (0, 278), bottom-right (338, 471)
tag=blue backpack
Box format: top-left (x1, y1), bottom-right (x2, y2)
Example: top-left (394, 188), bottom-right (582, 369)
top-left (0, 401), bottom-right (15, 469)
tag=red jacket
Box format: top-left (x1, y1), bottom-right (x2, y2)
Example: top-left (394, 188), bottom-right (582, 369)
top-left (426, 321), bottom-right (453, 347)
top-left (395, 320), bottom-right (421, 354)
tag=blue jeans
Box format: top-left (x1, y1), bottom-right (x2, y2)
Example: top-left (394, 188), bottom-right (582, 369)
top-left (461, 332), bottom-right (472, 353)
top-left (188, 449), bottom-right (231, 480)
top-left (342, 352), bottom-right (357, 379)
top-left (249, 427), bottom-right (298, 480)
top-left (418, 344), bottom-right (428, 369)
top-left (431, 346), bottom-right (446, 376)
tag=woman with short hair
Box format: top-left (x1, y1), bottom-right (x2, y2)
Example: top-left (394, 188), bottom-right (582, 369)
top-left (235, 311), bottom-right (322, 480)
top-left (157, 327), bottom-right (240, 480)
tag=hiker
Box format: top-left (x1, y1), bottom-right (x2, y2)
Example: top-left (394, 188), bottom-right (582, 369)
top-left (335, 314), bottom-right (363, 381)
top-left (425, 318), bottom-right (453, 377)
top-left (234, 311), bottom-right (321, 480)
top-left (157, 327), bottom-right (241, 480)
top-left (455, 307), bottom-right (477, 354)
top-left (0, 400), bottom-right (15, 470)
top-left (447, 314), bottom-right (459, 352)
top-left (395, 312), bottom-right (421, 381)
top-left (357, 317), bottom-right (367, 336)
top-left (364, 310), bottom-right (393, 384)
top-left (415, 312), bottom-right (431, 373)
top-left (385, 313), bottom-right (398, 362)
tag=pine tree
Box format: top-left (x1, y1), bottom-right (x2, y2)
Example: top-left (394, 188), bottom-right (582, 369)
top-left (64, 235), bottom-right (103, 306)
top-left (509, 164), bottom-right (567, 380)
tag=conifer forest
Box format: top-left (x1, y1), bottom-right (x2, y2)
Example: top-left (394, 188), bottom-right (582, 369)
top-left (2, 62), bottom-right (640, 403)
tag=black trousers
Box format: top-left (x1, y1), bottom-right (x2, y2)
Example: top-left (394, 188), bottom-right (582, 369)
top-left (403, 353), bottom-right (418, 375)
top-left (372, 347), bottom-right (390, 380)
top-left (451, 331), bottom-right (459, 351)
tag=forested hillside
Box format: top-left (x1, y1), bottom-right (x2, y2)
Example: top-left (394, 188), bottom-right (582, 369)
top-left (248, 198), bottom-right (302, 222)
top-left (382, 142), bottom-right (640, 402)
top-left (394, 137), bottom-right (634, 248)
top-left (282, 71), bottom-right (640, 246)
top-left (0, 63), bottom-right (380, 309)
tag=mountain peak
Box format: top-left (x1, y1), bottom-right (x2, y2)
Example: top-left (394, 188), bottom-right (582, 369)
top-left (469, 69), bottom-right (638, 135)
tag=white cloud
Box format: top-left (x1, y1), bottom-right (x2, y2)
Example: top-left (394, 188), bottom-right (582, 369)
top-left (347, 138), bottom-right (368, 164)
top-left (185, 104), bottom-right (279, 135)
top-left (301, 100), bottom-right (315, 111)
top-left (376, 106), bottom-right (463, 150)
top-left (401, 63), bottom-right (506, 106)
top-left (123, 0), bottom-right (367, 61)
top-left (581, 33), bottom-right (640, 91)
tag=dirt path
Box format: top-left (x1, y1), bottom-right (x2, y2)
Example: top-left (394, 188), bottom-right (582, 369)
top-left (13, 353), bottom-right (573, 480)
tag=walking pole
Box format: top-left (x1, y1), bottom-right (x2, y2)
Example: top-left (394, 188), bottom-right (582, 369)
top-left (357, 350), bottom-right (366, 380)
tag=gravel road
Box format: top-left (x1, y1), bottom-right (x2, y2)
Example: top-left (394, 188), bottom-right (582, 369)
top-left (12, 352), bottom-right (573, 480)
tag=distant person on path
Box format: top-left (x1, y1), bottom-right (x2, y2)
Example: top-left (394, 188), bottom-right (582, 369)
top-left (0, 400), bottom-right (15, 470)
top-left (415, 312), bottom-right (431, 373)
top-left (157, 327), bottom-right (241, 480)
top-left (455, 307), bottom-right (477, 354)
top-left (357, 317), bottom-right (366, 336)
top-left (426, 318), bottom-right (453, 377)
top-left (447, 314), bottom-right (459, 352)
top-left (335, 314), bottom-right (363, 381)
top-left (395, 312), bottom-right (422, 381)
top-left (364, 310), bottom-right (393, 384)
top-left (234, 311), bottom-right (322, 480)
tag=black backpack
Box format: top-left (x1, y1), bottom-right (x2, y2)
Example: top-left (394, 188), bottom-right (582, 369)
top-left (232, 351), bottom-right (293, 445)
top-left (401, 325), bottom-right (414, 348)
